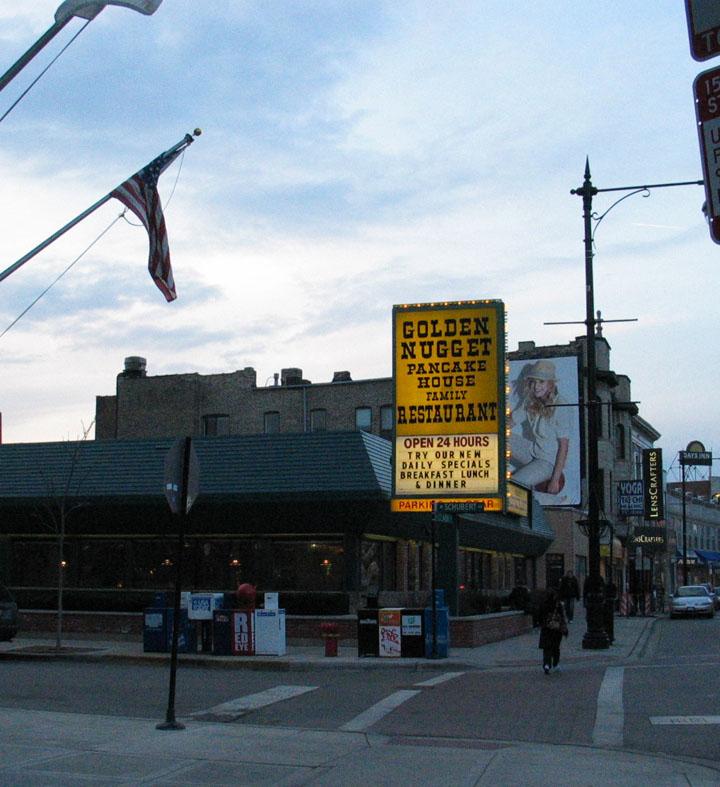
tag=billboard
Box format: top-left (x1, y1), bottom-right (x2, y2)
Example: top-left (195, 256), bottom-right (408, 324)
top-left (392, 301), bottom-right (505, 504)
top-left (508, 355), bottom-right (581, 506)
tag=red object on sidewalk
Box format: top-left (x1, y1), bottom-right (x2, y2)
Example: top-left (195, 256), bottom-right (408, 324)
top-left (320, 622), bottom-right (339, 657)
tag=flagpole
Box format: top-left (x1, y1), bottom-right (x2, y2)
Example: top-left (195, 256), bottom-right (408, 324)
top-left (0, 131), bottom-right (199, 284)
top-left (0, 19), bottom-right (72, 93)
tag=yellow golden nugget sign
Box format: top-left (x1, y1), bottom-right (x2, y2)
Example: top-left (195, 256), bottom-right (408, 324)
top-left (392, 300), bottom-right (506, 503)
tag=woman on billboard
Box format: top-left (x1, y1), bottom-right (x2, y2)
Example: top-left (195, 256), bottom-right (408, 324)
top-left (509, 359), bottom-right (571, 496)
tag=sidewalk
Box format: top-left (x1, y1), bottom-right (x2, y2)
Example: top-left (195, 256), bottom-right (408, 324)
top-left (0, 614), bottom-right (656, 670)
top-left (2, 615), bottom-right (718, 786)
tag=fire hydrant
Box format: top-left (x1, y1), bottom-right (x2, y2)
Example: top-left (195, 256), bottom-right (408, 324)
top-left (320, 622), bottom-right (339, 657)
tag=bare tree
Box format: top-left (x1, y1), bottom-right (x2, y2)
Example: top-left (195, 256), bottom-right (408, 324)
top-left (35, 420), bottom-right (95, 650)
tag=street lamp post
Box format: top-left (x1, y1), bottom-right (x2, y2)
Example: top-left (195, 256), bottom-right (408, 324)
top-left (572, 160), bottom-right (610, 649)
top-left (0, 0), bottom-right (163, 93)
top-left (570, 161), bottom-right (704, 649)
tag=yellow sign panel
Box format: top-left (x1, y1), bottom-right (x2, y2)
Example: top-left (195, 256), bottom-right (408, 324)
top-left (505, 480), bottom-right (529, 517)
top-left (395, 434), bottom-right (498, 495)
top-left (390, 497), bottom-right (503, 513)
top-left (392, 301), bottom-right (505, 503)
top-left (394, 303), bottom-right (501, 436)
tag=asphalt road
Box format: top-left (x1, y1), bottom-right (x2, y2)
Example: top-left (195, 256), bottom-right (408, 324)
top-left (0, 616), bottom-right (718, 765)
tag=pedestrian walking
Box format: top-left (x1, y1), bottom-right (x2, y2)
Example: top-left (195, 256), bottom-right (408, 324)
top-left (538, 589), bottom-right (568, 674)
top-left (558, 570), bottom-right (580, 622)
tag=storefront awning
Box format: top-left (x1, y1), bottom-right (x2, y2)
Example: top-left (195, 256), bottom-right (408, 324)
top-left (695, 549), bottom-right (720, 564)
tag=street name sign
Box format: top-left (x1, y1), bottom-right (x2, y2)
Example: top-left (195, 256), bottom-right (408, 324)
top-left (693, 64), bottom-right (720, 243)
top-left (686, 0), bottom-right (720, 61)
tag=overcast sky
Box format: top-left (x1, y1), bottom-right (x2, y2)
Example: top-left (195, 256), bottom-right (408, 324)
top-left (0, 1), bottom-right (716, 478)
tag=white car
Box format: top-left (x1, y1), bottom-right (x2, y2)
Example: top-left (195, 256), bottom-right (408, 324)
top-left (669, 585), bottom-right (716, 619)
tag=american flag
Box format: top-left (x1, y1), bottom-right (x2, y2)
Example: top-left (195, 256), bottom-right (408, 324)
top-left (111, 147), bottom-right (183, 302)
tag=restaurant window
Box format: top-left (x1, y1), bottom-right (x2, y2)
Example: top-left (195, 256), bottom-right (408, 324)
top-left (310, 408), bottom-right (327, 432)
top-left (355, 407), bottom-right (372, 432)
top-left (380, 405), bottom-right (393, 440)
top-left (264, 411), bottom-right (280, 434)
top-left (11, 541), bottom-right (58, 587)
top-left (78, 540), bottom-right (127, 588)
top-left (130, 540), bottom-right (177, 589)
top-left (203, 414), bottom-right (229, 436)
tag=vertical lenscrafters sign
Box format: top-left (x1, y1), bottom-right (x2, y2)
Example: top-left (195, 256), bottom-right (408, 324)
top-left (392, 301), bottom-right (505, 505)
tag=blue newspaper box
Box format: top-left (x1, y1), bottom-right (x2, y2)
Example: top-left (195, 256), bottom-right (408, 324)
top-left (165, 608), bottom-right (197, 653)
top-left (143, 608), bottom-right (168, 653)
top-left (424, 606), bottom-right (449, 658)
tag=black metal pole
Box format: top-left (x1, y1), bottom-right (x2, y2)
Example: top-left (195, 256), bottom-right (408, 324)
top-left (430, 505), bottom-right (438, 659)
top-left (157, 436), bottom-right (192, 731)
top-left (573, 160), bottom-right (609, 650)
top-left (681, 458), bottom-right (688, 586)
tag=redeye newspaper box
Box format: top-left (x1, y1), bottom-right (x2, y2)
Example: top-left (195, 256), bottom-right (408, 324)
top-left (231, 609), bottom-right (255, 656)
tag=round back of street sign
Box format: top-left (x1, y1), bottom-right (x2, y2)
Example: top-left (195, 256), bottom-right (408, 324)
top-left (163, 437), bottom-right (200, 514)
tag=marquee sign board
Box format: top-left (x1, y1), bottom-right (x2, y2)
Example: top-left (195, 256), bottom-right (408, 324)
top-left (391, 300), bottom-right (506, 508)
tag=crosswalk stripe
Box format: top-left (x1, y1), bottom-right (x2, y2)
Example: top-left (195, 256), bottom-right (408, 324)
top-left (192, 685), bottom-right (317, 717)
top-left (593, 667), bottom-right (624, 747)
top-left (414, 671), bottom-right (465, 687)
top-left (340, 690), bottom-right (420, 732)
top-left (651, 715), bottom-right (720, 725)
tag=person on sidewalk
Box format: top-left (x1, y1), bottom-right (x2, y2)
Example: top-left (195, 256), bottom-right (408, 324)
top-left (558, 570), bottom-right (580, 622)
top-left (538, 589), bottom-right (568, 674)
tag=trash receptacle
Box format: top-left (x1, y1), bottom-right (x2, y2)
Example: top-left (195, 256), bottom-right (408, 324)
top-left (400, 609), bottom-right (425, 657)
top-left (424, 605), bottom-right (449, 658)
top-left (357, 609), bottom-right (379, 657)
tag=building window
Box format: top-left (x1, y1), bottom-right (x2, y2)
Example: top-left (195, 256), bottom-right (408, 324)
top-left (203, 414), bottom-right (229, 436)
top-left (310, 409), bottom-right (327, 432)
top-left (615, 424), bottom-right (625, 460)
top-left (380, 405), bottom-right (393, 440)
top-left (355, 407), bottom-right (372, 432)
top-left (264, 411), bottom-right (279, 434)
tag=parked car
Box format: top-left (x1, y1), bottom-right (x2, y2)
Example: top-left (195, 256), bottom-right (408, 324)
top-left (0, 583), bottom-right (18, 641)
top-left (669, 585), bottom-right (716, 619)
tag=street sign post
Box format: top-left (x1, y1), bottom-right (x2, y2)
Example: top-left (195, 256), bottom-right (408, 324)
top-left (693, 64), bottom-right (720, 243)
top-left (685, 0), bottom-right (720, 62)
top-left (158, 436), bottom-right (200, 732)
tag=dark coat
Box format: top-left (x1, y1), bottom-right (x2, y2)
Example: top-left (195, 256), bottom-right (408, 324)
top-left (559, 574), bottom-right (580, 600)
top-left (537, 600), bottom-right (568, 650)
